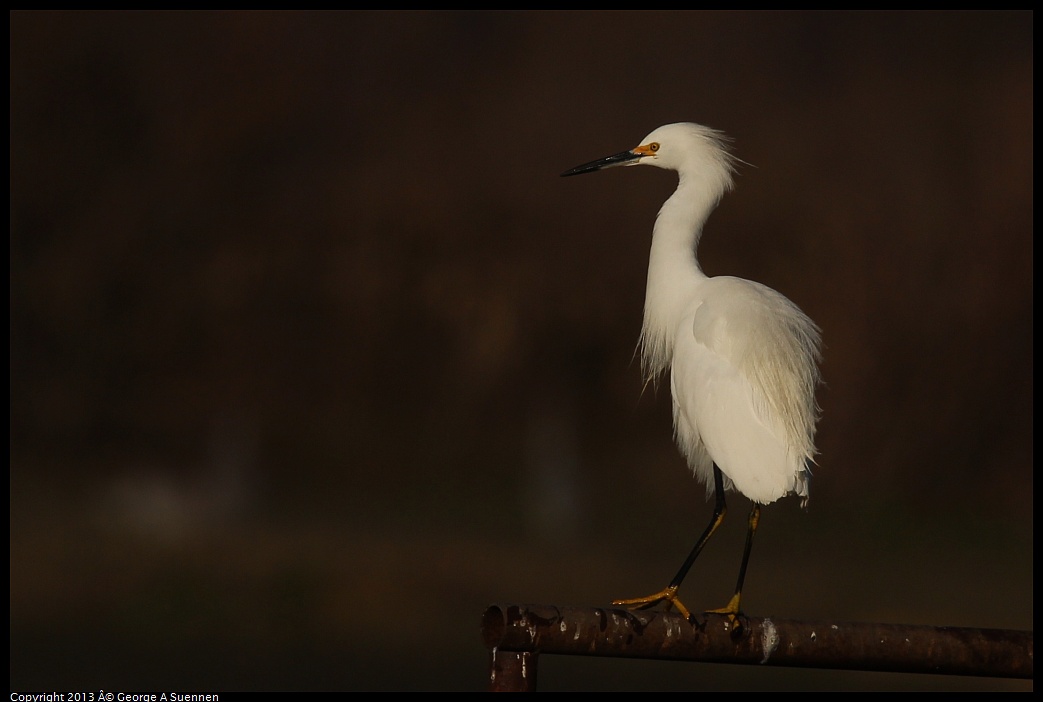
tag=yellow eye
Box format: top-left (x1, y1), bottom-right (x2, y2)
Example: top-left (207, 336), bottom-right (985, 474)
top-left (649, 143), bottom-right (660, 152)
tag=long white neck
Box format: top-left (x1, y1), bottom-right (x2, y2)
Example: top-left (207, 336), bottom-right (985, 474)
top-left (639, 170), bottom-right (729, 382)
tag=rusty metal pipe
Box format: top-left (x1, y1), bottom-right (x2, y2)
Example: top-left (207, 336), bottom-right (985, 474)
top-left (487, 648), bottom-right (538, 692)
top-left (482, 604), bottom-right (1032, 681)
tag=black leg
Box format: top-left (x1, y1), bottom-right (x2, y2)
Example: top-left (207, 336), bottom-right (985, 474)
top-left (732, 503), bottom-right (760, 601)
top-left (612, 464), bottom-right (729, 622)
top-left (707, 502), bottom-right (761, 619)
top-left (667, 464), bottom-right (727, 590)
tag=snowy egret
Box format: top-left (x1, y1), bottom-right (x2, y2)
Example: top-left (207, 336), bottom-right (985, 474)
top-left (562, 123), bottom-right (822, 623)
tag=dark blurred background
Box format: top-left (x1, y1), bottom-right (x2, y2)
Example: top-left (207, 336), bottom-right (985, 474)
top-left (10, 11), bottom-right (1032, 691)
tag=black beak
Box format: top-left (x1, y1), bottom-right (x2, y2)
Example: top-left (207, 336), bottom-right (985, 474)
top-left (561, 150), bottom-right (643, 177)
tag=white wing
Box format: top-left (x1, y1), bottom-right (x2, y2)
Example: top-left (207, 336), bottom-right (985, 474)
top-left (670, 276), bottom-right (821, 505)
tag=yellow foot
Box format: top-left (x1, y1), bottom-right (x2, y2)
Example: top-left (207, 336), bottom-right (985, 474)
top-left (612, 586), bottom-right (693, 621)
top-left (704, 592), bottom-right (744, 627)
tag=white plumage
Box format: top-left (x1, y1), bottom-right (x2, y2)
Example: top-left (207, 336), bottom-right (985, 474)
top-left (562, 122), bottom-right (822, 622)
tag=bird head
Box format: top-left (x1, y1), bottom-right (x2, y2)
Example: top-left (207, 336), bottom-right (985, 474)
top-left (561, 122), bottom-right (736, 180)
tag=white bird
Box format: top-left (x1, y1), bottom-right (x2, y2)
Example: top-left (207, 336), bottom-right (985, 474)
top-left (562, 123), bottom-right (822, 623)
